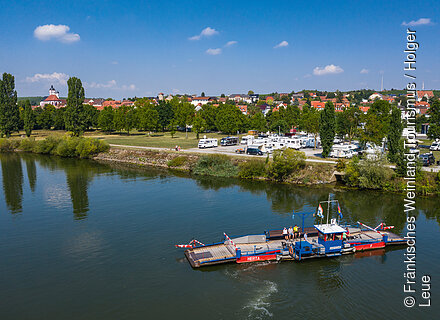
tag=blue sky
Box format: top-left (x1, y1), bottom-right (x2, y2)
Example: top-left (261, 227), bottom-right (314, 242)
top-left (1, 0), bottom-right (439, 98)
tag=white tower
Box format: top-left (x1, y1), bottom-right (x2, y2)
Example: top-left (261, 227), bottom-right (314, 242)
top-left (49, 85), bottom-right (59, 98)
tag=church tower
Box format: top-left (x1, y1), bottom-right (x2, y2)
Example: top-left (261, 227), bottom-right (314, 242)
top-left (49, 85), bottom-right (59, 98)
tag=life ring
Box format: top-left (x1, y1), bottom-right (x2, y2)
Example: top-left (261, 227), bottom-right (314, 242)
top-left (352, 246), bottom-right (356, 253)
top-left (289, 246), bottom-right (294, 256)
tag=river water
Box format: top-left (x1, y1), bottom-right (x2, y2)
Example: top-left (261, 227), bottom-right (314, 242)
top-left (0, 153), bottom-right (438, 319)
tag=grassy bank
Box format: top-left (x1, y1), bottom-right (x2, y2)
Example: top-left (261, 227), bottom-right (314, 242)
top-left (0, 136), bottom-right (109, 158)
top-left (8, 129), bottom-right (243, 149)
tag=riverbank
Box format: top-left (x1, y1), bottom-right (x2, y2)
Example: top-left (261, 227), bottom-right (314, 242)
top-left (94, 146), bottom-right (338, 185)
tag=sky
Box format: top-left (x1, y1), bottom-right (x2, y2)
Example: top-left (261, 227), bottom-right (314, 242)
top-left (1, 0), bottom-right (439, 98)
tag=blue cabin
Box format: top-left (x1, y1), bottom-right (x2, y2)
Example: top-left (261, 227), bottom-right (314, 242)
top-left (314, 223), bottom-right (346, 254)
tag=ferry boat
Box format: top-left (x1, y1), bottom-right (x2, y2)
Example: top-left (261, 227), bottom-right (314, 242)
top-left (175, 198), bottom-right (406, 268)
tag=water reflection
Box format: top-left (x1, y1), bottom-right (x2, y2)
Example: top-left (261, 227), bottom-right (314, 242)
top-left (1, 154), bottom-right (439, 228)
top-left (0, 153), bottom-right (23, 214)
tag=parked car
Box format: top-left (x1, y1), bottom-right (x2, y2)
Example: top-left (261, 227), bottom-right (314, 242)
top-left (246, 147), bottom-right (263, 156)
top-left (419, 153), bottom-right (436, 166)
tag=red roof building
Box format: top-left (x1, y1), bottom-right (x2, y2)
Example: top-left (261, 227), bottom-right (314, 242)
top-left (311, 101), bottom-right (325, 110)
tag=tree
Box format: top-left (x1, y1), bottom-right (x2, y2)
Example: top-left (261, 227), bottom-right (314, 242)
top-left (387, 106), bottom-right (404, 163)
top-left (98, 106), bottom-right (115, 133)
top-left (53, 108), bottom-right (66, 130)
top-left (22, 100), bottom-right (35, 137)
top-left (215, 104), bottom-right (245, 134)
top-left (37, 104), bottom-right (55, 129)
top-left (83, 104), bottom-right (99, 131)
top-left (174, 102), bottom-right (195, 138)
top-left (201, 92), bottom-right (205, 97)
top-left (169, 119), bottom-right (177, 138)
top-left (0, 73), bottom-right (19, 137)
top-left (428, 101), bottom-right (440, 140)
top-left (362, 100), bottom-right (391, 145)
top-left (200, 104), bottom-right (218, 130)
top-left (336, 105), bottom-right (361, 143)
top-left (249, 112), bottom-right (266, 131)
top-left (138, 106), bottom-right (159, 134)
top-left (156, 103), bottom-right (174, 131)
top-left (248, 90), bottom-right (254, 95)
top-left (192, 113), bottom-right (206, 139)
top-left (285, 104), bottom-right (301, 129)
top-left (65, 77), bottom-right (86, 136)
top-left (301, 106), bottom-right (320, 148)
top-left (319, 102), bottom-right (336, 157)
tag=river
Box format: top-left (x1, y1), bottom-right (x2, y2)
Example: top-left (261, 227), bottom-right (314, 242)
top-left (0, 153), bottom-right (438, 319)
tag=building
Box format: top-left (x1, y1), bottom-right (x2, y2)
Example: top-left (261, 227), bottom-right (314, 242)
top-left (190, 96), bottom-right (214, 107)
top-left (369, 92), bottom-right (383, 100)
top-left (39, 85), bottom-right (65, 108)
top-left (311, 101), bottom-right (325, 110)
top-left (229, 94), bottom-right (252, 104)
top-left (417, 90), bottom-right (434, 101)
top-left (237, 105), bottom-right (247, 115)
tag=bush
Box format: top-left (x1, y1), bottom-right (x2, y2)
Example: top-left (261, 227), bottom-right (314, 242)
top-left (193, 154), bottom-right (239, 177)
top-left (238, 160), bottom-right (266, 179)
top-left (55, 137), bottom-right (81, 157)
top-left (75, 138), bottom-right (109, 158)
top-left (34, 136), bottom-right (62, 154)
top-left (0, 139), bottom-right (19, 152)
top-left (344, 156), bottom-right (394, 189)
top-left (19, 138), bottom-right (37, 152)
top-left (267, 149), bottom-right (306, 181)
top-left (336, 159), bottom-right (346, 171)
top-left (168, 156), bottom-right (188, 167)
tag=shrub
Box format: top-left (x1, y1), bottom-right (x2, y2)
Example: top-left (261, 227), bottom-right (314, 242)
top-left (344, 156), bottom-right (394, 189)
top-left (238, 160), bottom-right (266, 179)
top-left (75, 138), bottom-right (109, 158)
top-left (0, 139), bottom-right (19, 152)
top-left (336, 159), bottom-right (346, 171)
top-left (55, 137), bottom-right (81, 157)
top-left (193, 154), bottom-right (239, 177)
top-left (267, 149), bottom-right (306, 181)
top-left (19, 138), bottom-right (37, 152)
top-left (34, 136), bottom-right (62, 154)
top-left (168, 156), bottom-right (188, 167)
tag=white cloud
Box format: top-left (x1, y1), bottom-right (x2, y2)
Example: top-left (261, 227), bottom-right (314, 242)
top-left (122, 84), bottom-right (136, 91)
top-left (274, 40), bottom-right (288, 48)
top-left (360, 68), bottom-right (369, 74)
top-left (313, 64), bottom-right (344, 76)
top-left (111, 61), bottom-right (118, 65)
top-left (206, 48), bottom-right (222, 55)
top-left (225, 41), bottom-right (237, 47)
top-left (34, 24), bottom-right (80, 43)
top-left (189, 27), bottom-right (219, 40)
top-left (26, 72), bottom-right (69, 85)
top-left (89, 80), bottom-right (117, 89)
top-left (402, 18), bottom-right (433, 26)
top-left (86, 80), bottom-right (136, 91)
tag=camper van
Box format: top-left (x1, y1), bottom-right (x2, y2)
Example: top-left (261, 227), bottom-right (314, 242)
top-left (198, 138), bottom-right (218, 149)
top-left (220, 136), bottom-right (239, 146)
top-left (241, 135), bottom-right (254, 145)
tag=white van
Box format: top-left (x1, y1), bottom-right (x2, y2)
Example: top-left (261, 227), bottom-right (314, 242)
top-left (198, 138), bottom-right (218, 149)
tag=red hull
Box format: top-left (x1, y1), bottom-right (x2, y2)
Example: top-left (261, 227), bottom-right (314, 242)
top-left (354, 241), bottom-right (385, 251)
top-left (236, 254), bottom-right (278, 263)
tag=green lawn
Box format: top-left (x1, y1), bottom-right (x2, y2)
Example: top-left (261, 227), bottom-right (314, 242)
top-left (94, 131), bottom-right (243, 149)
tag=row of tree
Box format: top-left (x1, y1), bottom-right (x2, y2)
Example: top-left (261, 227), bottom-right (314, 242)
top-left (1, 73), bottom-right (440, 162)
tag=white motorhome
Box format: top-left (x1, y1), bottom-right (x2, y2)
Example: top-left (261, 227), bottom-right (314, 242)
top-left (198, 138), bottom-right (218, 149)
top-left (330, 144), bottom-right (358, 158)
top-left (241, 135), bottom-right (254, 145)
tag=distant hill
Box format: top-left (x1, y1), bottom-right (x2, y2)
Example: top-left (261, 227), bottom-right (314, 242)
top-left (18, 97), bottom-right (44, 105)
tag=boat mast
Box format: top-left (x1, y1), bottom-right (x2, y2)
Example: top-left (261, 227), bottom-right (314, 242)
top-left (326, 193), bottom-right (331, 225)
